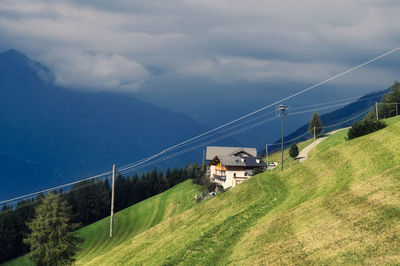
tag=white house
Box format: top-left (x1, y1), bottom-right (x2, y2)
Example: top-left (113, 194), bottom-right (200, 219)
top-left (206, 146), bottom-right (266, 189)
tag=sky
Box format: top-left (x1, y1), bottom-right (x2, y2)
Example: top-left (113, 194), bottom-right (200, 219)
top-left (0, 0), bottom-right (399, 129)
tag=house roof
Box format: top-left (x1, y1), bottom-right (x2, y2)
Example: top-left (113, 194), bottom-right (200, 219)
top-left (206, 146), bottom-right (257, 161)
top-left (216, 155), bottom-right (266, 168)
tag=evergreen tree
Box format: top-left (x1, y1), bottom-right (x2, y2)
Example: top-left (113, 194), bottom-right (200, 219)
top-left (0, 207), bottom-right (18, 263)
top-left (308, 112), bottom-right (322, 136)
top-left (289, 143), bottom-right (299, 159)
top-left (24, 193), bottom-right (81, 266)
top-left (379, 81), bottom-right (400, 118)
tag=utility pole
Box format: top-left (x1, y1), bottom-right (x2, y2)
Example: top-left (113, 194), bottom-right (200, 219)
top-left (110, 164), bottom-right (116, 238)
top-left (278, 104), bottom-right (288, 172)
top-left (376, 102), bottom-right (379, 120)
top-left (313, 126), bottom-right (316, 157)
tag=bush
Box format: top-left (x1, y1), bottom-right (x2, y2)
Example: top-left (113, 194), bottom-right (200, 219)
top-left (207, 182), bottom-right (224, 193)
top-left (252, 167), bottom-right (265, 175)
top-left (347, 119), bottom-right (386, 140)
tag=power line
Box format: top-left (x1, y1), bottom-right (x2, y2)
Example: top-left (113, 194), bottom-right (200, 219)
top-left (1, 176), bottom-right (109, 212)
top-left (117, 46), bottom-right (400, 173)
top-left (0, 103), bottom-right (390, 209)
top-left (319, 105), bottom-right (375, 129)
top-left (2, 46), bottom-right (399, 205)
top-left (120, 95), bottom-right (377, 166)
top-left (120, 116), bottom-right (281, 174)
top-left (290, 101), bottom-right (355, 116)
top-left (0, 172), bottom-right (110, 206)
top-left (0, 103), bottom-right (385, 205)
top-left (265, 104), bottom-right (377, 147)
top-left (290, 91), bottom-right (386, 111)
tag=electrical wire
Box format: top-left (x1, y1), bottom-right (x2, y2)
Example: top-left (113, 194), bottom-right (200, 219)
top-left (319, 105), bottom-right (375, 129)
top-left (0, 176), bottom-right (109, 212)
top-left (119, 116), bottom-right (281, 174)
top-left (2, 46), bottom-right (399, 205)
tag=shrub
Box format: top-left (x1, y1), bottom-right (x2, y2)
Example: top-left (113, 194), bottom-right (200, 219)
top-left (252, 167), bottom-right (264, 176)
top-left (347, 119), bottom-right (386, 140)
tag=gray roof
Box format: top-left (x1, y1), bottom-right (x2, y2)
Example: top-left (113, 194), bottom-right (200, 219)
top-left (217, 155), bottom-right (266, 168)
top-left (206, 146), bottom-right (257, 161)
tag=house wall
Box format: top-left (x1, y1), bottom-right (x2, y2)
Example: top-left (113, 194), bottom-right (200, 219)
top-left (210, 165), bottom-right (216, 176)
top-left (209, 164), bottom-right (253, 189)
top-left (226, 167), bottom-right (249, 188)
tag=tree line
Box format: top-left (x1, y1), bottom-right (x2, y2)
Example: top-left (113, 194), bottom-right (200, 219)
top-left (0, 163), bottom-right (205, 263)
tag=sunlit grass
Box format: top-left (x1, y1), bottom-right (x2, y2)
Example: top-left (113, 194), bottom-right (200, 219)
top-left (5, 115), bottom-right (400, 266)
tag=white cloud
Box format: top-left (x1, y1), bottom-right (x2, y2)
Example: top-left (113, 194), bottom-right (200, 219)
top-left (49, 52), bottom-right (150, 91)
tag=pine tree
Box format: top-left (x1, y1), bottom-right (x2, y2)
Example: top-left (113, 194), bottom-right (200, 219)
top-left (308, 112), bottom-right (322, 136)
top-left (24, 192), bottom-right (81, 266)
top-left (289, 143), bottom-right (299, 159)
top-left (380, 81), bottom-right (400, 118)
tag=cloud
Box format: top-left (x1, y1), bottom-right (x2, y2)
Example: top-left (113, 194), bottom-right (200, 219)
top-left (0, 0), bottom-right (399, 92)
top-left (48, 52), bottom-right (150, 91)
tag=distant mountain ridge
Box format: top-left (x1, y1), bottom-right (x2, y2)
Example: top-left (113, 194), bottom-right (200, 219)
top-left (0, 49), bottom-right (211, 200)
top-left (272, 89), bottom-right (389, 150)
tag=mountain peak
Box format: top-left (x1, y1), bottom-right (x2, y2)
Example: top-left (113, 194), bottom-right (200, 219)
top-left (0, 49), bottom-right (29, 61)
top-left (0, 49), bottom-right (54, 84)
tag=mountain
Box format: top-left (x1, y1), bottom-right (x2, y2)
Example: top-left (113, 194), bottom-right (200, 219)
top-left (271, 89), bottom-right (389, 151)
top-left (0, 49), bottom-right (212, 201)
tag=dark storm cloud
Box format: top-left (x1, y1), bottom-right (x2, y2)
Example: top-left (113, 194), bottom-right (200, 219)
top-left (0, 0), bottom-right (399, 92)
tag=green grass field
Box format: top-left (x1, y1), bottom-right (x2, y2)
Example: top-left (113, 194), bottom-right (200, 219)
top-left (5, 116), bottom-right (400, 265)
top-left (4, 179), bottom-right (200, 266)
top-left (264, 133), bottom-right (315, 169)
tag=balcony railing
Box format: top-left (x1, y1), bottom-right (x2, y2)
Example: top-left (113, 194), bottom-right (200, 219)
top-left (212, 174), bottom-right (226, 180)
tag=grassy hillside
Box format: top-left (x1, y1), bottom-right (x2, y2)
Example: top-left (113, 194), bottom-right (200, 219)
top-left (83, 116), bottom-right (400, 265)
top-left (265, 137), bottom-right (314, 168)
top-left (6, 116), bottom-right (400, 265)
top-left (4, 180), bottom-right (200, 266)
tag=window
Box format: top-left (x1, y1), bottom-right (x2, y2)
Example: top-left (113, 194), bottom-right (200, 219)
top-left (233, 173), bottom-right (236, 177)
top-left (217, 170), bottom-right (226, 176)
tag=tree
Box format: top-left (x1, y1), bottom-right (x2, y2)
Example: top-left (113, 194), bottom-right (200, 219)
top-left (24, 193), bottom-right (81, 266)
top-left (379, 81), bottom-right (400, 118)
top-left (289, 143), bottom-right (299, 159)
top-left (308, 112), bottom-right (322, 136)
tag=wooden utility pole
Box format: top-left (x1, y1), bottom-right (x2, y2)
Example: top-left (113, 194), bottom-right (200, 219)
top-left (278, 104), bottom-right (288, 172)
top-left (110, 164), bottom-right (116, 238)
top-left (376, 102), bottom-right (379, 120)
top-left (313, 126), bottom-right (316, 157)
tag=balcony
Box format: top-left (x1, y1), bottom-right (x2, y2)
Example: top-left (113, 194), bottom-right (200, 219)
top-left (212, 174), bottom-right (226, 181)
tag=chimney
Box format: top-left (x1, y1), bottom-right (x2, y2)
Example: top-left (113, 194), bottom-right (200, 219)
top-left (241, 158), bottom-right (245, 163)
top-left (256, 159), bottom-right (260, 164)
